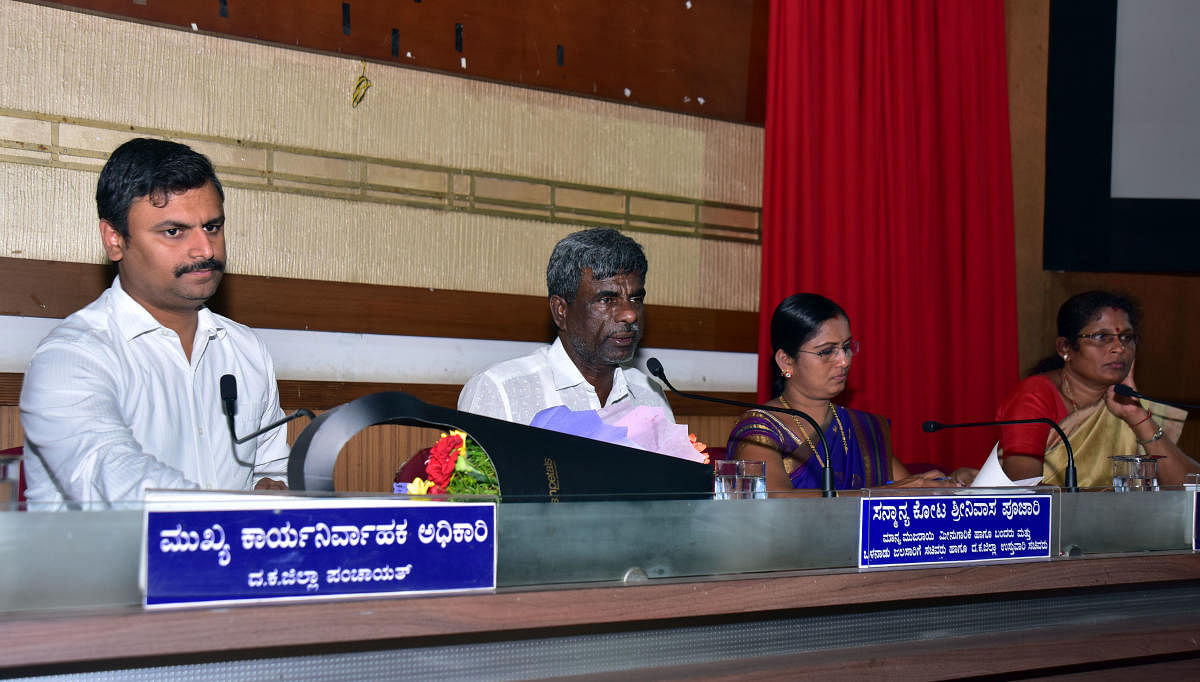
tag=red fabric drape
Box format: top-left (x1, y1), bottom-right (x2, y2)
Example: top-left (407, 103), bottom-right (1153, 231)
top-left (760, 0), bottom-right (1018, 472)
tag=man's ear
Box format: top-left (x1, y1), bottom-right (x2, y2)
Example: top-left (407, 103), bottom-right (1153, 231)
top-left (100, 220), bottom-right (126, 263)
top-left (549, 294), bottom-right (569, 331)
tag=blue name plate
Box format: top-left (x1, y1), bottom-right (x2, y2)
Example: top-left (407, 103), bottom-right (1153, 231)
top-left (1193, 491), bottom-right (1199, 552)
top-left (859, 494), bottom-right (1052, 569)
top-left (143, 494), bottom-right (496, 608)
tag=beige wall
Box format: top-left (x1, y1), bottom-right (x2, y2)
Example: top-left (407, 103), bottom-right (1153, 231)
top-left (0, 1), bottom-right (762, 311)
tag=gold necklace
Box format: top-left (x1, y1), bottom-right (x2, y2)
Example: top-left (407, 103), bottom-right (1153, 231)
top-left (1065, 369), bottom-right (1099, 413)
top-left (778, 396), bottom-right (850, 468)
top-left (1061, 370), bottom-right (1079, 412)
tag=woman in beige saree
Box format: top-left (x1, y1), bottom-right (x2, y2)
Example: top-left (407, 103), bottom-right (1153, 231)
top-left (996, 291), bottom-right (1196, 487)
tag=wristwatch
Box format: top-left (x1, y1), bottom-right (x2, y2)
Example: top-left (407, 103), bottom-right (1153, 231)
top-left (1137, 424), bottom-right (1165, 446)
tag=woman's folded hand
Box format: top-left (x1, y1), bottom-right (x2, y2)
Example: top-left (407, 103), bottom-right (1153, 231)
top-left (889, 469), bottom-right (962, 488)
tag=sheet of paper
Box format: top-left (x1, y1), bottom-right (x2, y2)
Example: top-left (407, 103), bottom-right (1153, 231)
top-left (971, 442), bottom-right (1041, 487)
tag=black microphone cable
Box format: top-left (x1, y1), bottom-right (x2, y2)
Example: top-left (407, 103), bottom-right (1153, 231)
top-left (220, 373), bottom-right (315, 469)
top-left (646, 358), bottom-right (837, 497)
top-left (922, 418), bottom-right (1078, 492)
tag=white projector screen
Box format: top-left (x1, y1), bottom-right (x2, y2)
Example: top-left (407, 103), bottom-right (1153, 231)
top-left (1111, 0), bottom-right (1200, 199)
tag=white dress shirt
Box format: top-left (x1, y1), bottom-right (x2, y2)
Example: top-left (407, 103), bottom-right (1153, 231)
top-left (20, 277), bottom-right (290, 507)
top-left (457, 337), bottom-right (674, 425)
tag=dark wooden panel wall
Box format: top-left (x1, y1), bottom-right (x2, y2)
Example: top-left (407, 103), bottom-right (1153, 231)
top-left (31, 0), bottom-right (769, 125)
top-left (0, 257), bottom-right (757, 354)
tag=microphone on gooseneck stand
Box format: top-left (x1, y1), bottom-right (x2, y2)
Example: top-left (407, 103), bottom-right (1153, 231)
top-left (220, 374), bottom-right (316, 468)
top-left (1114, 384), bottom-right (1200, 410)
top-left (922, 418), bottom-right (1078, 493)
top-left (646, 358), bottom-right (836, 498)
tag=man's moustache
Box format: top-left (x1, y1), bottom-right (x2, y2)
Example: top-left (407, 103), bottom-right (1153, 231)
top-left (175, 258), bottom-right (225, 278)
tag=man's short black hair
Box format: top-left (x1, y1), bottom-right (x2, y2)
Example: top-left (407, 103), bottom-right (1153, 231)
top-left (96, 138), bottom-right (223, 238)
top-left (546, 228), bottom-right (648, 303)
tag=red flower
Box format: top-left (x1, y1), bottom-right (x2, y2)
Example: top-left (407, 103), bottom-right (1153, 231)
top-left (425, 434), bottom-right (463, 488)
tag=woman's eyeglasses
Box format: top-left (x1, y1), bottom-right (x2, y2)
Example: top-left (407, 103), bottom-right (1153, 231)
top-left (1075, 332), bottom-right (1138, 348)
top-left (797, 340), bottom-right (861, 362)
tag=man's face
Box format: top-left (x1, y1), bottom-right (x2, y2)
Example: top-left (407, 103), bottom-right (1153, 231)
top-left (100, 182), bottom-right (226, 321)
top-left (552, 268), bottom-right (645, 371)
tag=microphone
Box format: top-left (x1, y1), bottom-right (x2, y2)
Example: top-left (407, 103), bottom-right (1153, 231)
top-left (220, 373), bottom-right (238, 419)
top-left (1114, 384), bottom-right (1200, 410)
top-left (220, 374), bottom-right (315, 467)
top-left (922, 418), bottom-right (1078, 492)
top-left (646, 357), bottom-right (836, 497)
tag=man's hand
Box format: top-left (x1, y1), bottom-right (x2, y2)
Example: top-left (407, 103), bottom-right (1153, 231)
top-left (254, 477), bottom-right (288, 491)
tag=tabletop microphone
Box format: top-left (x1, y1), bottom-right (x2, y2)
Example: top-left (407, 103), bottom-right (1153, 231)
top-left (220, 374), bottom-right (315, 466)
top-left (646, 357), bottom-right (836, 497)
top-left (1113, 384), bottom-right (1200, 410)
top-left (922, 417), bottom-right (1078, 492)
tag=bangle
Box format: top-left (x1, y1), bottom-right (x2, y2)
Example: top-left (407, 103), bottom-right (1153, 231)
top-left (1137, 425), bottom-right (1165, 446)
top-left (1132, 411), bottom-right (1154, 427)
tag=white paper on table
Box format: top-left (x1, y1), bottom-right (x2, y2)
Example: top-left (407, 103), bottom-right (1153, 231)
top-left (971, 442), bottom-right (1043, 487)
top-left (603, 405), bottom-right (708, 463)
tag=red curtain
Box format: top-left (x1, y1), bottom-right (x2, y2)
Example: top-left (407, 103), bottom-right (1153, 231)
top-left (760, 0), bottom-right (1018, 472)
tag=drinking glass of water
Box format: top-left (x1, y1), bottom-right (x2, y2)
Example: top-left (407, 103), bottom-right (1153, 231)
top-left (737, 460), bottom-right (767, 500)
top-left (713, 459), bottom-right (767, 500)
top-left (713, 460), bottom-right (739, 500)
top-left (1110, 455), bottom-right (1162, 492)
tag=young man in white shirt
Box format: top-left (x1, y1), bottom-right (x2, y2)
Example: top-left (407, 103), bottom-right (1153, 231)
top-left (458, 228), bottom-right (673, 425)
top-left (20, 138), bottom-right (289, 507)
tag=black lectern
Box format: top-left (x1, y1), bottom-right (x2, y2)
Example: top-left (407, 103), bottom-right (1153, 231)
top-left (287, 391), bottom-right (713, 500)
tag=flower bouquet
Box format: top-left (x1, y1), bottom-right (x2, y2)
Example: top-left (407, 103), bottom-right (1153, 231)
top-left (394, 429), bottom-right (499, 496)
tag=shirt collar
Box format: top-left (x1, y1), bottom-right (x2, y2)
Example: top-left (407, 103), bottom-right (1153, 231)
top-left (109, 276), bottom-right (225, 343)
top-left (548, 337), bottom-right (633, 403)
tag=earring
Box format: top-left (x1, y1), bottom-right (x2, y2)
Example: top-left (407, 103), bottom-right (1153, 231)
top-left (1063, 354), bottom-right (1069, 362)
top-left (784, 371), bottom-right (792, 378)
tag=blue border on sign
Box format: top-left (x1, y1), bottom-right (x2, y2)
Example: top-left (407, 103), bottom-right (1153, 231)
top-left (1193, 491), bottom-right (1199, 552)
top-left (144, 501), bottom-right (496, 608)
top-left (858, 494), bottom-right (1053, 569)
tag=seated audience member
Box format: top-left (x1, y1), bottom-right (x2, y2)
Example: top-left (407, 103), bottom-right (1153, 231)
top-left (459, 227), bottom-right (672, 425)
top-left (727, 293), bottom-right (972, 492)
top-left (997, 290), bottom-right (1196, 487)
top-left (20, 138), bottom-right (289, 506)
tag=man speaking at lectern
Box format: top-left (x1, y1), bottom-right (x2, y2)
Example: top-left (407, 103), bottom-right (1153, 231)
top-left (20, 138), bottom-right (289, 507)
top-left (459, 227), bottom-right (673, 425)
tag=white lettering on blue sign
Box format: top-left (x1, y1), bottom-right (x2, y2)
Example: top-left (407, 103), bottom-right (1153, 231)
top-left (237, 520), bottom-right (412, 552)
top-left (417, 519), bottom-right (489, 548)
top-left (158, 523), bottom-right (232, 566)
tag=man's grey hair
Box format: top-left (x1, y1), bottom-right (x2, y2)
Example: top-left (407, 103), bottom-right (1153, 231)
top-left (546, 228), bottom-right (648, 302)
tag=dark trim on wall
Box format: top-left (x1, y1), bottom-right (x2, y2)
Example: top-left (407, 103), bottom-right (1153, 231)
top-left (0, 373), bottom-right (751, 416)
top-left (0, 257), bottom-right (757, 353)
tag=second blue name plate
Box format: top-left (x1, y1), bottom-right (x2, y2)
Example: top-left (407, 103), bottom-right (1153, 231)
top-left (143, 493), bottom-right (496, 609)
top-left (858, 494), bottom-right (1052, 569)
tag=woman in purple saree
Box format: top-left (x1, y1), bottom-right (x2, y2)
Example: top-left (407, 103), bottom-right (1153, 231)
top-left (727, 405), bottom-right (894, 489)
top-left (727, 294), bottom-right (971, 492)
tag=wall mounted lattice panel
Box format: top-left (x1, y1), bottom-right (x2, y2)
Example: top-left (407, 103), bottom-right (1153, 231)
top-left (0, 107), bottom-right (761, 242)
